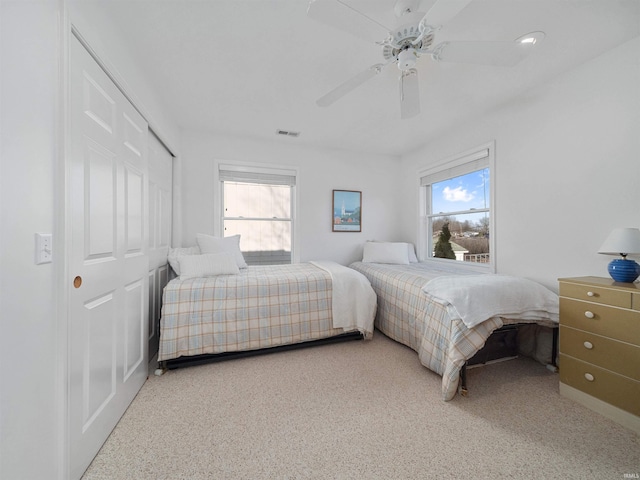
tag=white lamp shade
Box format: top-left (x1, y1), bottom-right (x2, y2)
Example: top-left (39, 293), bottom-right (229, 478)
top-left (598, 227), bottom-right (640, 255)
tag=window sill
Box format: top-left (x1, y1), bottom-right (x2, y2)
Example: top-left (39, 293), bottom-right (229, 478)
top-left (419, 258), bottom-right (495, 274)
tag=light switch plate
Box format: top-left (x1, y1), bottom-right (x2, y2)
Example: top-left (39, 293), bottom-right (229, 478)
top-left (35, 233), bottom-right (53, 264)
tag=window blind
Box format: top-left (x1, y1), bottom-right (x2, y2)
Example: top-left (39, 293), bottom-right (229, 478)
top-left (420, 148), bottom-right (489, 186)
top-left (219, 164), bottom-right (296, 186)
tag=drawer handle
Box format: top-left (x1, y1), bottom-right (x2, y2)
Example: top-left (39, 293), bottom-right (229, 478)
top-left (587, 291), bottom-right (595, 297)
top-left (584, 373), bottom-right (595, 382)
top-left (584, 311), bottom-right (595, 319)
top-left (583, 341), bottom-right (593, 350)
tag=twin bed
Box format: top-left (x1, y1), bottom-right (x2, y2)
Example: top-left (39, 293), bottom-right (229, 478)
top-left (157, 260), bottom-right (377, 367)
top-left (349, 259), bottom-right (559, 400)
top-left (157, 238), bottom-right (559, 400)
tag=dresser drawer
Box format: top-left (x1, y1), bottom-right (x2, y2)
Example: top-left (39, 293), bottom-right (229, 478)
top-left (559, 282), bottom-right (632, 308)
top-left (634, 292), bottom-right (640, 312)
top-left (559, 354), bottom-right (640, 416)
top-left (559, 297), bottom-right (640, 345)
top-left (559, 326), bottom-right (640, 381)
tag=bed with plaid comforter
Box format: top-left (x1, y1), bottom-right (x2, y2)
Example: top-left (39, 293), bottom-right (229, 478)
top-left (159, 262), bottom-right (376, 363)
top-left (349, 261), bottom-right (557, 400)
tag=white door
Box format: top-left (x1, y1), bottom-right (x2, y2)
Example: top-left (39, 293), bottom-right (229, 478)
top-left (68, 36), bottom-right (149, 480)
top-left (148, 133), bottom-right (173, 361)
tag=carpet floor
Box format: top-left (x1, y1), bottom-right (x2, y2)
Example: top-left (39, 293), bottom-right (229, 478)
top-left (82, 332), bottom-right (639, 479)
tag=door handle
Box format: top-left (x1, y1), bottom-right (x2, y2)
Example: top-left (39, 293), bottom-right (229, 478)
top-left (73, 276), bottom-right (82, 288)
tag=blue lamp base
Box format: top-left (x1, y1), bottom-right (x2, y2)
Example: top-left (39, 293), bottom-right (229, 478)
top-left (607, 258), bottom-right (640, 283)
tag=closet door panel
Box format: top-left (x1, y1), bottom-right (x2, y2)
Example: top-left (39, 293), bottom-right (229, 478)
top-left (69, 36), bottom-right (149, 480)
top-left (147, 133), bottom-right (173, 360)
top-left (124, 163), bottom-right (144, 254)
top-left (124, 279), bottom-right (145, 381)
top-left (83, 292), bottom-right (117, 427)
top-left (85, 143), bottom-right (117, 259)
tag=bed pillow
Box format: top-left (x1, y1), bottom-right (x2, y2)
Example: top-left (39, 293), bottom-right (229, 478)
top-left (362, 241), bottom-right (410, 264)
top-left (196, 233), bottom-right (248, 269)
top-left (407, 243), bottom-right (418, 263)
top-left (178, 253), bottom-right (240, 279)
top-left (167, 246), bottom-right (201, 275)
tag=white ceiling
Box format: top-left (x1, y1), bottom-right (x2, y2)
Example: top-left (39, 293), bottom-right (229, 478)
top-left (93, 0), bottom-right (640, 156)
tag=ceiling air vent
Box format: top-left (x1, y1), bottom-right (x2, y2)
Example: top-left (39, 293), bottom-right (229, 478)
top-left (276, 129), bottom-right (300, 138)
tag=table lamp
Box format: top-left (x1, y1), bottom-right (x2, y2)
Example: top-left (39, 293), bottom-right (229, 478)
top-left (598, 227), bottom-right (640, 283)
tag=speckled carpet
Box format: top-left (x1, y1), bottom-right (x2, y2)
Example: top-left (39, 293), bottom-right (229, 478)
top-left (82, 332), bottom-right (639, 479)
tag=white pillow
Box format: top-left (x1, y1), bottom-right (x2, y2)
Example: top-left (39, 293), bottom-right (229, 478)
top-left (407, 243), bottom-right (418, 263)
top-left (362, 242), bottom-right (410, 264)
top-left (196, 233), bottom-right (248, 269)
top-left (167, 246), bottom-right (201, 275)
top-left (178, 253), bottom-right (240, 279)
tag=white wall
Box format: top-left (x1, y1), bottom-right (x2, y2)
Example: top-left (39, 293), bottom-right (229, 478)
top-left (179, 131), bottom-right (401, 265)
top-left (398, 36), bottom-right (640, 290)
top-left (0, 1), bottom-right (60, 478)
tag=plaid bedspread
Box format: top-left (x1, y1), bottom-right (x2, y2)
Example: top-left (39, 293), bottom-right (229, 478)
top-left (159, 263), bottom-right (361, 362)
top-left (349, 262), bottom-right (555, 400)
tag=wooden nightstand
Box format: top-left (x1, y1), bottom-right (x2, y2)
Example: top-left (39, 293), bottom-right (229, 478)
top-left (558, 276), bottom-right (640, 434)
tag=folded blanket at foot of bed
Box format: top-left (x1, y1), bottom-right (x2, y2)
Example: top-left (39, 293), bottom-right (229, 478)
top-left (421, 274), bottom-right (559, 329)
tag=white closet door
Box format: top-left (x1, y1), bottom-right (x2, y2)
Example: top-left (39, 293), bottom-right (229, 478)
top-left (68, 36), bottom-right (149, 480)
top-left (148, 133), bottom-right (173, 361)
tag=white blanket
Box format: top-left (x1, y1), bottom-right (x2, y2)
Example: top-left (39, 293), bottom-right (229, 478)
top-left (421, 274), bottom-right (559, 328)
top-left (310, 261), bottom-right (377, 338)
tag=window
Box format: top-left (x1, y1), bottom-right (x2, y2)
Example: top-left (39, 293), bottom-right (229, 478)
top-left (217, 164), bottom-right (297, 265)
top-left (418, 143), bottom-right (494, 271)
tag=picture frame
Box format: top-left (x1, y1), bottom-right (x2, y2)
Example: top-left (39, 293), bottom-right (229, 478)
top-left (332, 190), bottom-right (362, 232)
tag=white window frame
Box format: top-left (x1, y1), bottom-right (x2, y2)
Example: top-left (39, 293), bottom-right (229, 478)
top-left (417, 141), bottom-right (496, 273)
top-left (214, 161), bottom-right (299, 264)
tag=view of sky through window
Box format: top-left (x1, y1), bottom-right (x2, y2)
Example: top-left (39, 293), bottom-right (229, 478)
top-left (432, 168), bottom-right (489, 224)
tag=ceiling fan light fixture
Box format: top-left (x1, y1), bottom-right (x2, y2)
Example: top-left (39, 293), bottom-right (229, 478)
top-left (516, 31), bottom-right (546, 45)
top-left (397, 48), bottom-right (418, 70)
top-left (309, 0), bottom-right (541, 119)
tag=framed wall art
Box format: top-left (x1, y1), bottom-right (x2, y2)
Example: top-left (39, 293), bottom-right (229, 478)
top-left (332, 190), bottom-right (361, 232)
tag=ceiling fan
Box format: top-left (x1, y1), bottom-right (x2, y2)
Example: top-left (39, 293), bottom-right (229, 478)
top-left (308, 0), bottom-right (544, 119)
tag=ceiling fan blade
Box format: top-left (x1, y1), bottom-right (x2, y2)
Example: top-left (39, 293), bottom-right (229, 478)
top-left (432, 41), bottom-right (534, 66)
top-left (400, 69), bottom-right (420, 119)
top-left (421, 0), bottom-right (473, 28)
top-left (307, 0), bottom-right (391, 44)
top-left (317, 64), bottom-right (386, 107)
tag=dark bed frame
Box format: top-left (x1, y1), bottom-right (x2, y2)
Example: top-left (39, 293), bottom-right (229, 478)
top-left (159, 331), bottom-right (364, 371)
top-left (458, 324), bottom-right (559, 396)
top-left (157, 324), bottom-right (559, 400)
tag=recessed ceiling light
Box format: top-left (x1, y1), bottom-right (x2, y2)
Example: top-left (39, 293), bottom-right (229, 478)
top-left (516, 31), bottom-right (546, 45)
